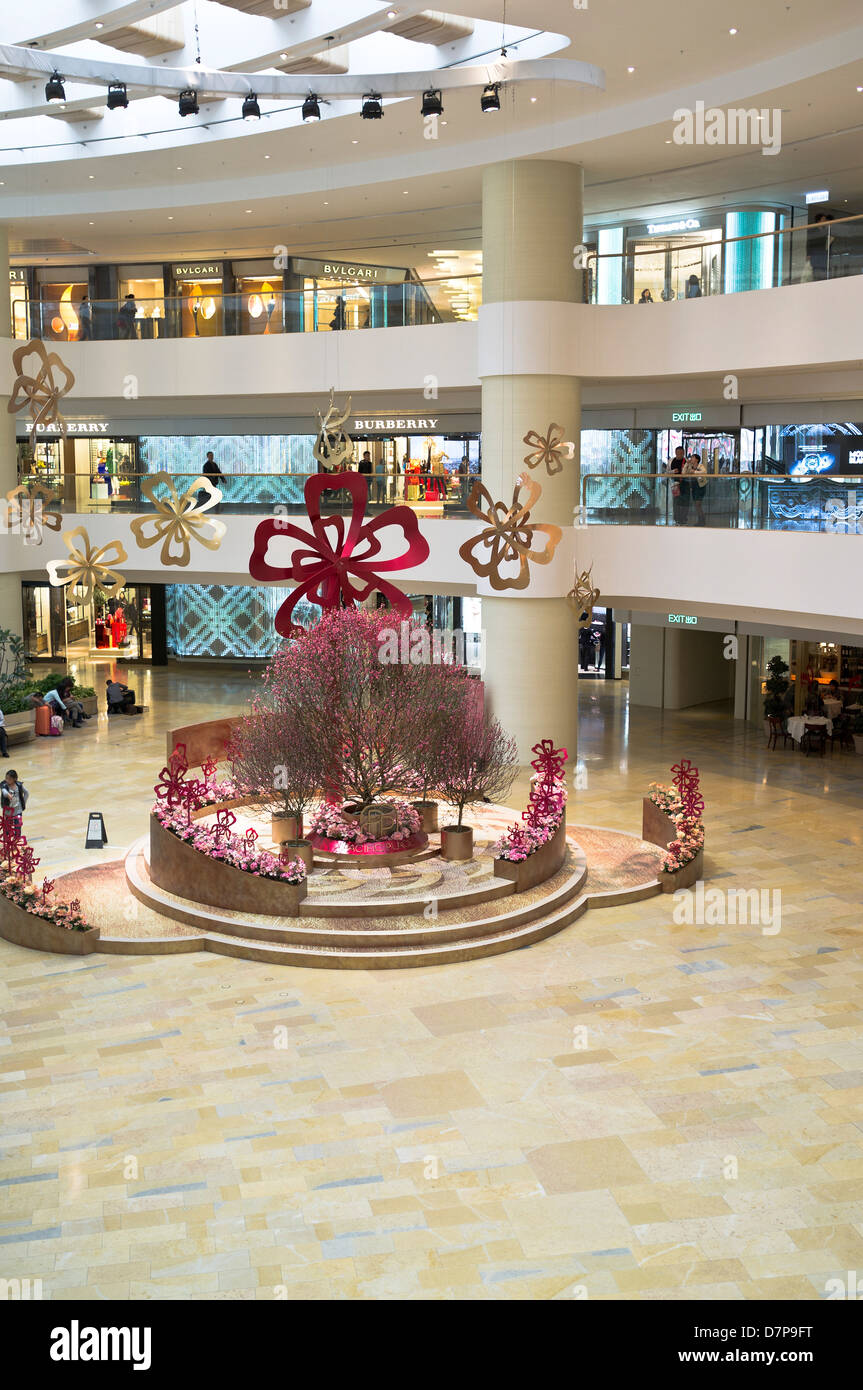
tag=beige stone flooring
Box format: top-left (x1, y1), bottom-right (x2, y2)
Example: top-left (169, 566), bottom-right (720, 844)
top-left (1, 664), bottom-right (862, 1300)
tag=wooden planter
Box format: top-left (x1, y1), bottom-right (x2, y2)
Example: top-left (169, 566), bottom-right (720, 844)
top-left (0, 894), bottom-right (100, 954)
top-left (4, 709), bottom-right (36, 746)
top-left (658, 848), bottom-right (704, 893)
top-left (642, 797), bottom-right (678, 849)
top-left (272, 814), bottom-right (302, 845)
top-left (80, 695), bottom-right (98, 717)
top-left (493, 819), bottom-right (567, 892)
top-left (281, 841), bottom-right (314, 873)
top-left (149, 814), bottom-right (307, 916)
top-left (441, 825), bottom-right (473, 862)
top-left (411, 800), bottom-right (439, 833)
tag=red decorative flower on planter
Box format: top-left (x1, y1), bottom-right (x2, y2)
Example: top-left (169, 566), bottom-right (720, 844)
top-left (1, 807), bottom-right (21, 865)
top-left (40, 877), bottom-right (55, 903)
top-left (15, 844), bottom-right (40, 883)
top-left (214, 808), bottom-right (237, 842)
top-left (249, 471), bottom-right (430, 638)
top-left (154, 760), bottom-right (188, 811)
top-left (244, 827), bottom-right (258, 845)
top-left (530, 739), bottom-right (568, 783)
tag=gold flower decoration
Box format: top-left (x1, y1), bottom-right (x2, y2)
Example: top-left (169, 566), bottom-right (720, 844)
top-left (46, 527), bottom-right (128, 605)
top-left (522, 423), bottom-right (575, 476)
top-left (7, 339), bottom-right (75, 430)
top-left (4, 485), bottom-right (62, 545)
top-left (459, 476), bottom-right (563, 591)
top-left (130, 472), bottom-right (226, 567)
top-left (566, 566), bottom-right (601, 628)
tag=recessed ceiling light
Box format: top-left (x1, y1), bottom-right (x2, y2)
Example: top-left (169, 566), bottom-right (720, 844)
top-left (858, 85), bottom-right (863, 92)
top-left (176, 166), bottom-right (182, 171)
top-left (88, 221), bottom-right (94, 225)
top-left (402, 189), bottom-right (408, 194)
top-left (88, 174), bottom-right (94, 179)
top-left (168, 215), bottom-right (174, 220)
top-left (95, 21), bottom-right (103, 28)
top-left (351, 138), bottom-right (359, 144)
top-left (530, 96), bottom-right (537, 102)
top-left (729, 27), bottom-right (738, 35)
top-left (387, 8), bottom-right (398, 17)
top-left (627, 66), bottom-right (635, 73)
top-left (665, 139), bottom-right (672, 144)
top-left (245, 208), bottom-right (252, 213)
top-left (264, 153), bottom-right (270, 158)
top-left (323, 200), bottom-right (329, 205)
top-left (280, 54), bottom-right (287, 61)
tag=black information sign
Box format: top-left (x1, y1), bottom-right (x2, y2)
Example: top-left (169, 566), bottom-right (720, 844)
top-left (85, 812), bottom-right (108, 849)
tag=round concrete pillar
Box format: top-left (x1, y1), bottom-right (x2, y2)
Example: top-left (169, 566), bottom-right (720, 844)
top-left (0, 224), bottom-right (23, 636)
top-left (479, 161), bottom-right (583, 759)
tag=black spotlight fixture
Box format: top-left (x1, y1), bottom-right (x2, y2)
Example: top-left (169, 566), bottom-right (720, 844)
top-left (302, 92), bottom-right (321, 123)
top-left (106, 82), bottom-right (128, 111)
top-left (242, 92), bottom-right (261, 121)
top-left (178, 88), bottom-right (199, 118)
top-left (421, 88), bottom-right (443, 118)
top-left (481, 83), bottom-right (501, 113)
top-left (361, 92), bottom-right (383, 120)
top-left (45, 71), bottom-right (66, 104)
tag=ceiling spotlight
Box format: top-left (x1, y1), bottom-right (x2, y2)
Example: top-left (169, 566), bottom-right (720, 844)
top-left (729, 27), bottom-right (738, 35)
top-left (361, 92), bottom-right (383, 119)
top-left (178, 88), bottom-right (199, 118)
top-left (302, 93), bottom-right (321, 123)
top-left (627, 66), bottom-right (636, 73)
top-left (387, 8), bottom-right (398, 17)
top-left (481, 83), bottom-right (501, 113)
top-left (242, 92), bottom-right (261, 121)
top-left (421, 88), bottom-right (443, 118)
top-left (106, 82), bottom-right (128, 111)
top-left (45, 71), bottom-right (65, 104)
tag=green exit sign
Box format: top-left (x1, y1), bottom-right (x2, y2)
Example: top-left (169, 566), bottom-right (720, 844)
top-left (672, 410), bottom-right (703, 423)
top-left (668, 613), bottom-right (699, 625)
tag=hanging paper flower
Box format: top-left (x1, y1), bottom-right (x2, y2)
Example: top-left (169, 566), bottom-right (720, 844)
top-left (458, 477), bottom-right (562, 591)
top-left (522, 423), bottom-right (575, 476)
top-left (249, 471), bottom-right (429, 638)
top-left (130, 471), bottom-right (226, 567)
top-left (46, 527), bottom-right (127, 605)
top-left (7, 339), bottom-right (75, 430)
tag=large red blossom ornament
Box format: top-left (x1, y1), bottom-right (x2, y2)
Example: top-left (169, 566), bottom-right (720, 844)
top-left (155, 759), bottom-right (188, 810)
top-left (249, 471), bottom-right (430, 638)
top-left (1, 808), bottom-right (21, 865)
top-left (530, 739), bottom-right (568, 783)
top-left (214, 808), bottom-right (237, 842)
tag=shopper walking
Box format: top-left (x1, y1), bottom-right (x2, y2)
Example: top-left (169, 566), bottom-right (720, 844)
top-left (1, 769), bottom-right (28, 830)
top-left (665, 445), bottom-right (687, 525)
top-left (118, 292), bottom-right (138, 339)
top-left (200, 451), bottom-right (225, 507)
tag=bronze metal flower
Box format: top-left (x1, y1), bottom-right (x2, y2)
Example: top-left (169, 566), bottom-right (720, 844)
top-left (566, 566), bottom-right (601, 627)
top-left (459, 476), bottom-right (563, 591)
top-left (3, 485), bottom-right (62, 545)
top-left (7, 339), bottom-right (75, 430)
top-left (130, 472), bottom-right (226, 567)
top-left (46, 527), bottom-right (128, 604)
top-left (522, 423), bottom-right (575, 476)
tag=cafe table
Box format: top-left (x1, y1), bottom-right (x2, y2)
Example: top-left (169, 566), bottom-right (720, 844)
top-left (786, 714), bottom-right (832, 745)
top-left (823, 698), bottom-right (843, 719)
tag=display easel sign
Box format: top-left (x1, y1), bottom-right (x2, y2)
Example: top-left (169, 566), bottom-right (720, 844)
top-left (85, 812), bottom-right (108, 849)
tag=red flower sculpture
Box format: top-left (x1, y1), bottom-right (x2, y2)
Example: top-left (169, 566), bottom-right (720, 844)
top-left (16, 844), bottom-right (40, 882)
top-left (155, 760), bottom-right (188, 811)
top-left (181, 778), bottom-right (204, 823)
top-left (169, 743), bottom-right (189, 775)
top-left (670, 760), bottom-right (704, 822)
top-left (41, 877), bottom-right (55, 902)
top-left (530, 739), bottom-right (568, 783)
top-left (214, 808), bottom-right (237, 842)
top-left (201, 756), bottom-right (218, 792)
top-left (244, 827), bottom-right (259, 845)
top-left (249, 471), bottom-right (430, 638)
top-left (1, 807), bottom-right (21, 865)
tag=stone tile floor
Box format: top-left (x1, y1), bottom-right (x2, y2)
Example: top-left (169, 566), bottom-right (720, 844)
top-left (1, 664), bottom-right (862, 1299)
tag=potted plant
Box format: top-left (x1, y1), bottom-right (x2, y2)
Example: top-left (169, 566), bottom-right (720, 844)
top-left (228, 704), bottom-right (320, 871)
top-left (763, 654), bottom-right (790, 735)
top-left (436, 707), bottom-right (518, 861)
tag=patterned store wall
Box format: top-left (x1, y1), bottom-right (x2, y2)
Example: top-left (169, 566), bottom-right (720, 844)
top-left (140, 434), bottom-right (316, 506)
top-left (166, 584), bottom-right (321, 659)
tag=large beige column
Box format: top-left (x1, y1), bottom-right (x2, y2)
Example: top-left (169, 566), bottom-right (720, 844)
top-left (480, 160), bottom-right (582, 760)
top-left (0, 224), bottom-right (23, 637)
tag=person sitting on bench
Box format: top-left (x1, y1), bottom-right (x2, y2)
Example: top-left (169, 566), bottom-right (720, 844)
top-left (106, 679), bottom-right (136, 714)
top-left (43, 685), bottom-right (81, 727)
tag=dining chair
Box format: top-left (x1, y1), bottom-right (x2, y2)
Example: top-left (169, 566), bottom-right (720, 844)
top-left (802, 722), bottom-right (827, 757)
top-left (767, 716), bottom-right (790, 750)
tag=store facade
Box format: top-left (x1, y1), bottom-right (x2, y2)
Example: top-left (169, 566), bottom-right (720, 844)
top-left (9, 255), bottom-right (441, 341)
top-left (586, 204), bottom-right (798, 304)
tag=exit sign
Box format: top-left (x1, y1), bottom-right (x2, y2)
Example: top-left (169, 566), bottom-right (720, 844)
top-left (672, 410), bottom-right (703, 423)
top-left (668, 613), bottom-right (699, 625)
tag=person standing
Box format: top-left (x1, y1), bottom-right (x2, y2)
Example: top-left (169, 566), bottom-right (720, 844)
top-left (78, 295), bottom-right (92, 341)
top-left (329, 295), bottom-right (347, 331)
top-left (118, 292), bottom-right (138, 339)
top-left (685, 273), bottom-right (702, 298)
top-left (1, 769), bottom-right (29, 830)
top-left (200, 451), bottom-right (224, 507)
top-left (683, 451), bottom-right (707, 526)
top-left (665, 445), bottom-right (687, 525)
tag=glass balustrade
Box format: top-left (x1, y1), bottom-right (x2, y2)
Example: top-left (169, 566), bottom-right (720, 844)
top-left (580, 473), bottom-right (863, 534)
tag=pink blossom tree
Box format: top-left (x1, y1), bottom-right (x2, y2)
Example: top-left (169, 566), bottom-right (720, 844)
top-left (228, 702), bottom-right (323, 827)
top-left (436, 705), bottom-right (519, 829)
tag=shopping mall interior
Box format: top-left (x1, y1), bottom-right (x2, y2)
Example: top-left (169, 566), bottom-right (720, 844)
top-left (1, 0), bottom-right (863, 1333)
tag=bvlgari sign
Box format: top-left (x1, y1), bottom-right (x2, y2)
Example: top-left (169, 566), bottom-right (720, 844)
top-left (172, 263), bottom-right (222, 278)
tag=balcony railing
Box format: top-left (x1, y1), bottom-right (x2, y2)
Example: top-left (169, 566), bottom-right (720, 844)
top-left (12, 275), bottom-right (482, 343)
top-left (15, 468), bottom-right (481, 517)
top-left (585, 212), bottom-right (863, 304)
top-left (581, 472), bottom-right (863, 533)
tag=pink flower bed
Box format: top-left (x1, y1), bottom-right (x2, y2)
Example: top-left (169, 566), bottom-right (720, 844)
top-left (309, 799), bottom-right (421, 845)
top-left (648, 781), bottom-right (705, 873)
top-left (492, 738), bottom-right (568, 862)
top-left (153, 805), bottom-right (306, 884)
top-left (1, 874), bottom-right (89, 930)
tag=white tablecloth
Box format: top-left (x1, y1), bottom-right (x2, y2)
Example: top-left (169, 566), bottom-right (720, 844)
top-left (823, 698), bottom-right (842, 719)
top-left (786, 715), bottom-right (832, 744)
